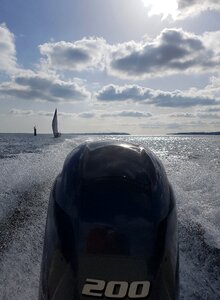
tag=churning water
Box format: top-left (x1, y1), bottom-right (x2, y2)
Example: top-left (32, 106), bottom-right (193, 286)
top-left (0, 133), bottom-right (219, 299)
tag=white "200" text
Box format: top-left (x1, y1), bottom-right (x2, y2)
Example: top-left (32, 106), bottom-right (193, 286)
top-left (82, 278), bottom-right (150, 298)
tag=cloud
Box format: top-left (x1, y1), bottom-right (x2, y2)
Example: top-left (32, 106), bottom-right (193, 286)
top-left (141, 0), bottom-right (220, 20)
top-left (169, 112), bottom-right (196, 118)
top-left (0, 73), bottom-right (90, 103)
top-left (96, 84), bottom-right (150, 101)
top-left (169, 111), bottom-right (220, 119)
top-left (8, 109), bottom-right (76, 118)
top-left (39, 37), bottom-right (107, 71)
top-left (198, 107), bottom-right (220, 112)
top-left (9, 109), bottom-right (150, 120)
top-left (68, 110), bottom-right (152, 119)
top-left (141, 0), bottom-right (179, 19)
top-left (177, 0), bottom-right (220, 19)
top-left (96, 84), bottom-right (219, 107)
top-left (201, 76), bottom-right (220, 104)
top-left (197, 112), bottom-right (220, 119)
top-left (140, 118), bottom-right (214, 131)
top-left (38, 111), bottom-right (76, 117)
top-left (100, 110), bottom-right (152, 118)
top-left (9, 109), bottom-right (34, 115)
top-left (148, 92), bottom-right (218, 107)
top-left (140, 110), bottom-right (220, 133)
top-left (0, 23), bottom-right (17, 74)
top-left (37, 29), bottom-right (219, 80)
top-left (108, 28), bottom-right (219, 79)
top-left (77, 112), bottom-right (95, 118)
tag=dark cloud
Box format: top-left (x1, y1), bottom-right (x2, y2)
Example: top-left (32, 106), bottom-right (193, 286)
top-left (96, 84), bottom-right (150, 101)
top-left (109, 28), bottom-right (217, 78)
top-left (0, 73), bottom-right (90, 103)
top-left (96, 84), bottom-right (219, 108)
top-left (39, 38), bottom-right (106, 71)
top-left (60, 48), bottom-right (90, 63)
top-left (149, 92), bottom-right (218, 107)
top-left (38, 29), bottom-right (219, 79)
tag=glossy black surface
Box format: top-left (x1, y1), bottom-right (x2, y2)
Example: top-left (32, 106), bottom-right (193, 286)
top-left (39, 141), bottom-right (179, 299)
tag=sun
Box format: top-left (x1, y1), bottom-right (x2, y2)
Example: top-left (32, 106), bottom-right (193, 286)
top-left (141, 0), bottom-right (179, 19)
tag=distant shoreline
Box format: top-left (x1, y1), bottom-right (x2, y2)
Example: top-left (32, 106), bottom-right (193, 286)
top-left (168, 131), bottom-right (220, 135)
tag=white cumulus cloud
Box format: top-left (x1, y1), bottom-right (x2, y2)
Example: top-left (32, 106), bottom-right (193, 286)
top-left (141, 0), bottom-right (220, 20)
top-left (39, 37), bottom-right (107, 71)
top-left (0, 23), bottom-right (17, 74)
top-left (96, 83), bottom-right (219, 108)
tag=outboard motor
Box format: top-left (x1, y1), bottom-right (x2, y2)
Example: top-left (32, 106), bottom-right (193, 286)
top-left (39, 141), bottom-right (179, 300)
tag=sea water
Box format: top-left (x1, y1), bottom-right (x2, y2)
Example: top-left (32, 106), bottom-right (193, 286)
top-left (0, 133), bottom-right (219, 299)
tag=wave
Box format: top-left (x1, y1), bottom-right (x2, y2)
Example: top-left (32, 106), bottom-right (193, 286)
top-left (0, 135), bottom-right (219, 299)
top-left (179, 221), bottom-right (220, 299)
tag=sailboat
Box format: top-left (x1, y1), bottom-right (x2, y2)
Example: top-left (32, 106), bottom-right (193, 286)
top-left (52, 108), bottom-right (61, 138)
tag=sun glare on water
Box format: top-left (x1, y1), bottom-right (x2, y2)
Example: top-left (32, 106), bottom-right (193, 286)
top-left (142, 0), bottom-right (179, 19)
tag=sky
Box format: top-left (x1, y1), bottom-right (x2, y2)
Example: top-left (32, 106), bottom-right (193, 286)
top-left (0, 0), bottom-right (220, 134)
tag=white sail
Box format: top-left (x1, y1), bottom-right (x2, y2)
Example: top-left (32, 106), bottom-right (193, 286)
top-left (52, 109), bottom-right (61, 138)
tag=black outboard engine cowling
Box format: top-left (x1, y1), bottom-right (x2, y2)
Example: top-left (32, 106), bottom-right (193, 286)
top-left (39, 141), bottom-right (179, 300)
